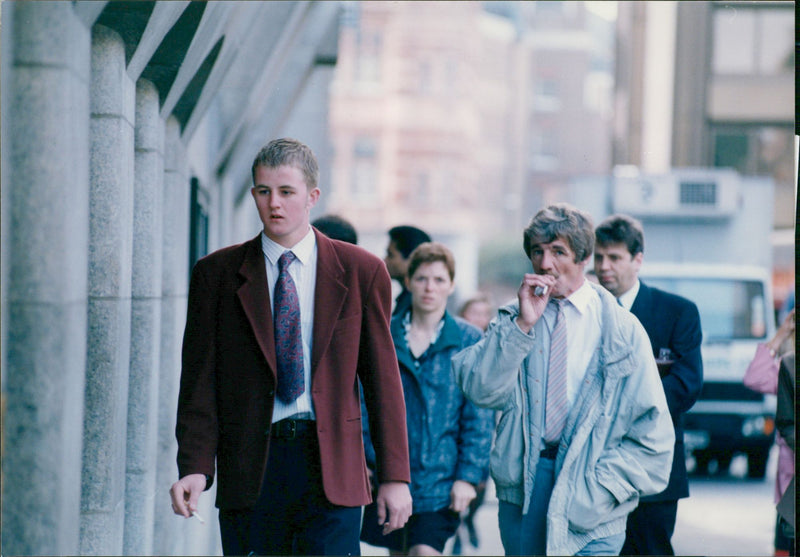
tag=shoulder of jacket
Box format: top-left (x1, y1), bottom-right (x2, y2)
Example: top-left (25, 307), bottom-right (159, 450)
top-left (325, 237), bottom-right (384, 269)
top-left (194, 238), bottom-right (252, 269)
top-left (498, 300), bottom-right (520, 316)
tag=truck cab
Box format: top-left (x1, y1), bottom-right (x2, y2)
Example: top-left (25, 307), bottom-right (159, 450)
top-left (640, 262), bottom-right (776, 478)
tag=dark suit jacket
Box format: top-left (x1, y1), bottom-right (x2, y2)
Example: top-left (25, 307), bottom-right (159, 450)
top-left (176, 230), bottom-right (411, 510)
top-left (630, 280), bottom-right (703, 502)
top-left (775, 353), bottom-right (795, 532)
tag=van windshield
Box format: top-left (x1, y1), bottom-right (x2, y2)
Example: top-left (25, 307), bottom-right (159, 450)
top-left (642, 277), bottom-right (768, 342)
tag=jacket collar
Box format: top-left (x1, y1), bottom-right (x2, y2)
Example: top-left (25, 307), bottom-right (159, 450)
top-left (629, 279), bottom-right (652, 316)
top-left (499, 283), bottom-right (637, 379)
top-left (309, 229), bottom-right (348, 371)
top-left (590, 281), bottom-right (638, 378)
top-left (235, 230), bottom-right (350, 377)
top-left (237, 234), bottom-right (277, 374)
top-left (391, 310), bottom-right (461, 371)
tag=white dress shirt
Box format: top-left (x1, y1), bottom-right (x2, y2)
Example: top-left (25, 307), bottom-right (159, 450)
top-left (541, 280), bottom-right (603, 408)
top-left (617, 279), bottom-right (641, 311)
top-left (261, 228), bottom-right (317, 423)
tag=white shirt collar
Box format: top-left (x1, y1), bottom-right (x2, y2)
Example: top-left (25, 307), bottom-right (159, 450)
top-left (562, 278), bottom-right (597, 315)
top-left (260, 227), bottom-right (316, 266)
top-left (617, 279), bottom-right (640, 310)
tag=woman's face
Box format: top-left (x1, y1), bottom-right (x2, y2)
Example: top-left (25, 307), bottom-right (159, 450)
top-left (406, 261), bottom-right (455, 314)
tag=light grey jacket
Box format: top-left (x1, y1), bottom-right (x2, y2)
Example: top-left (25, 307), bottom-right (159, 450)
top-left (452, 282), bottom-right (674, 555)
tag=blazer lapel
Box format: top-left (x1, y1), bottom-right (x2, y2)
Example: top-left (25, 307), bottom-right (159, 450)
top-left (630, 280), bottom-right (652, 320)
top-left (237, 235), bottom-right (277, 377)
top-left (311, 230), bottom-right (348, 372)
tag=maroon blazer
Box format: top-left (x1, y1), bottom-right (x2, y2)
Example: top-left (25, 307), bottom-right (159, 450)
top-left (176, 229), bottom-right (410, 509)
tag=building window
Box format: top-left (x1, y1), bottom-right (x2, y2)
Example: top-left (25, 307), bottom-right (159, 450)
top-left (356, 32), bottom-right (382, 83)
top-left (711, 124), bottom-right (793, 176)
top-left (189, 177), bottom-right (209, 274)
top-left (712, 6), bottom-right (794, 75)
top-left (532, 79), bottom-right (561, 112)
top-left (419, 60), bottom-right (433, 94)
top-left (412, 171), bottom-right (431, 206)
top-left (529, 130), bottom-right (559, 171)
top-left (352, 137), bottom-right (378, 202)
top-left (444, 58), bottom-right (458, 95)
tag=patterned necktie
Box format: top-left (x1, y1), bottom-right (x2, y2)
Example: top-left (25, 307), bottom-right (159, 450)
top-left (544, 298), bottom-right (568, 444)
top-left (274, 251), bottom-right (304, 404)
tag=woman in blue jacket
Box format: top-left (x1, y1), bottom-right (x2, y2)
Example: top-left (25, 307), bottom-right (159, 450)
top-left (361, 242), bottom-right (494, 556)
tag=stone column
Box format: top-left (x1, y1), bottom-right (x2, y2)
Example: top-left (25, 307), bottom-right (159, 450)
top-left (152, 116), bottom-right (192, 557)
top-left (80, 24), bottom-right (135, 555)
top-left (1, 2), bottom-right (91, 555)
top-left (123, 78), bottom-right (164, 556)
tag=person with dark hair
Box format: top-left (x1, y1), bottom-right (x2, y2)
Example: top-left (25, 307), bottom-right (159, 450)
top-left (362, 242), bottom-right (493, 556)
top-left (312, 214), bottom-right (358, 245)
top-left (385, 225), bottom-right (432, 316)
top-left (594, 213), bottom-right (703, 556)
top-left (454, 203), bottom-right (674, 556)
top-left (169, 138), bottom-right (412, 555)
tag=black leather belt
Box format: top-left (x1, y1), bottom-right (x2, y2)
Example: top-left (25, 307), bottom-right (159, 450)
top-left (540, 443), bottom-right (559, 460)
top-left (270, 418), bottom-right (316, 440)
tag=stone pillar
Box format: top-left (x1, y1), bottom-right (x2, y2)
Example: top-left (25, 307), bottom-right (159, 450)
top-left (80, 24), bottom-right (135, 555)
top-left (152, 116), bottom-right (192, 556)
top-left (123, 78), bottom-right (164, 556)
top-left (1, 2), bottom-right (91, 555)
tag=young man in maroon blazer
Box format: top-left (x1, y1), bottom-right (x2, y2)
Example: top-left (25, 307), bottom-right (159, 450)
top-left (169, 138), bottom-right (412, 555)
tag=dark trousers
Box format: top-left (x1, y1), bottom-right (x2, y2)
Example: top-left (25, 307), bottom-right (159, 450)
top-left (218, 433), bottom-right (361, 555)
top-left (621, 499), bottom-right (678, 556)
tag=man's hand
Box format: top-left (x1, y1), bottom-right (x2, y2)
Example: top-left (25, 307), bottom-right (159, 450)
top-left (375, 481), bottom-right (412, 535)
top-left (448, 480), bottom-right (477, 514)
top-left (170, 473), bottom-right (207, 518)
top-left (516, 273), bottom-right (555, 332)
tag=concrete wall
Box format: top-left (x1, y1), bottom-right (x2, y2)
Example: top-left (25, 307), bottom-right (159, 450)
top-left (2, 3), bottom-right (91, 554)
top-left (1, 2), bottom-right (340, 555)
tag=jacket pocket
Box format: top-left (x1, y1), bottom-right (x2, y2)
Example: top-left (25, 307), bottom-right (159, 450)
top-left (566, 414), bottom-right (617, 533)
top-left (566, 470), bottom-right (618, 532)
top-left (490, 400), bottom-right (523, 489)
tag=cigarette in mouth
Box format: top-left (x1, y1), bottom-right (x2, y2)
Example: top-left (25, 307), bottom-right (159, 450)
top-left (534, 285), bottom-right (548, 296)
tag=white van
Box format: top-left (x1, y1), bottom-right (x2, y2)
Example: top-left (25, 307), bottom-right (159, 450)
top-left (640, 262), bottom-right (777, 478)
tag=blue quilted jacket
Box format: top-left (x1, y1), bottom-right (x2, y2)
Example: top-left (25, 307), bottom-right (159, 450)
top-left (364, 310), bottom-right (494, 513)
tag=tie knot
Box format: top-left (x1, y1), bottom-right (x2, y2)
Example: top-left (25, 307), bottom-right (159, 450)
top-left (550, 298), bottom-right (567, 311)
top-left (278, 251), bottom-right (296, 271)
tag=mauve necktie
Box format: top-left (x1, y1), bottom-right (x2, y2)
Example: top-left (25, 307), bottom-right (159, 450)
top-left (274, 251), bottom-right (304, 404)
top-left (544, 298), bottom-right (568, 444)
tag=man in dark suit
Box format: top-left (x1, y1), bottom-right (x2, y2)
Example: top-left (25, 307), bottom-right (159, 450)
top-left (594, 214), bottom-right (703, 556)
top-left (384, 225), bottom-right (431, 316)
top-left (169, 138), bottom-right (412, 555)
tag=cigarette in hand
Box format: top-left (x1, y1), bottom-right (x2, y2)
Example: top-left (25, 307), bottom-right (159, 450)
top-left (191, 510), bottom-right (205, 524)
top-left (534, 285), bottom-right (548, 296)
